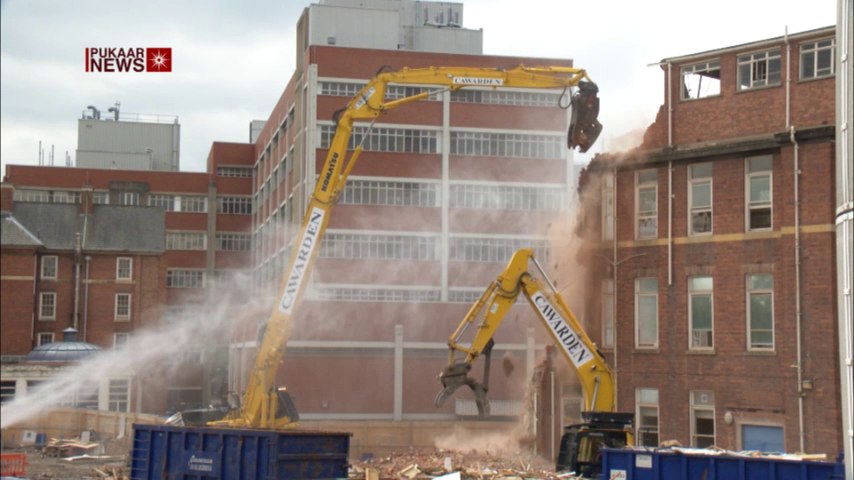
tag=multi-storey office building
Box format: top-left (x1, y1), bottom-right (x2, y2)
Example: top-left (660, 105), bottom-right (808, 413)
top-left (577, 26), bottom-right (842, 456)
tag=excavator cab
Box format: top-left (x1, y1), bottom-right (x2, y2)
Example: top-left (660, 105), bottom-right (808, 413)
top-left (567, 82), bottom-right (603, 153)
top-left (556, 412), bottom-right (633, 475)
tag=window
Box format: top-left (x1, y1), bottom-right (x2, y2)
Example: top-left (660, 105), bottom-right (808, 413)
top-left (167, 270), bottom-right (205, 288)
top-left (320, 232), bottom-right (439, 260)
top-left (178, 196), bottom-right (207, 213)
top-left (689, 276), bottom-right (714, 349)
top-left (92, 191), bottom-right (109, 204)
top-left (165, 232), bottom-right (207, 250)
top-left (114, 333), bottom-right (129, 350)
top-left (691, 390), bottom-right (716, 447)
top-left (148, 194), bottom-right (176, 211)
top-left (340, 179), bottom-right (440, 207)
top-left (41, 255), bottom-right (58, 279)
top-left (689, 163), bottom-right (713, 235)
top-left (602, 279), bottom-right (614, 348)
top-left (449, 131), bottom-right (563, 159)
top-left (0, 381), bottom-right (15, 404)
top-left (38, 332), bottom-right (55, 346)
top-left (636, 170), bottom-right (658, 239)
top-left (738, 49), bottom-right (782, 90)
top-left (448, 237), bottom-right (550, 263)
top-left (635, 278), bottom-right (658, 348)
top-left (216, 166), bottom-right (253, 178)
top-left (319, 125), bottom-right (439, 153)
top-left (319, 81), bottom-right (365, 97)
top-left (602, 173), bottom-right (614, 240)
top-left (681, 61), bottom-right (721, 99)
top-left (312, 286), bottom-right (441, 303)
top-left (636, 388), bottom-right (659, 447)
top-left (449, 183), bottom-right (565, 211)
top-left (14, 189), bottom-right (81, 204)
top-left (116, 257), bottom-right (132, 281)
top-left (217, 196), bottom-right (252, 214)
top-left (746, 156), bottom-right (772, 231)
top-left (747, 274), bottom-right (774, 350)
top-left (216, 233), bottom-right (251, 252)
top-left (122, 192), bottom-right (139, 206)
top-left (108, 379), bottom-right (130, 412)
top-left (115, 294), bottom-right (131, 320)
top-left (800, 38), bottom-right (835, 80)
top-left (39, 292), bottom-right (56, 319)
top-left (450, 89), bottom-right (560, 106)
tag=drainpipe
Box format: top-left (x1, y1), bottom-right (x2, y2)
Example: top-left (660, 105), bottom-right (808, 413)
top-left (668, 161), bottom-right (673, 286)
top-left (83, 256), bottom-right (91, 341)
top-left (73, 232), bottom-right (82, 329)
top-left (785, 27), bottom-right (791, 129)
top-left (667, 62), bottom-right (673, 147)
top-left (791, 126), bottom-right (805, 453)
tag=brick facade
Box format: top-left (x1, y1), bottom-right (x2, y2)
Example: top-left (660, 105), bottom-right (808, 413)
top-left (578, 27), bottom-right (841, 456)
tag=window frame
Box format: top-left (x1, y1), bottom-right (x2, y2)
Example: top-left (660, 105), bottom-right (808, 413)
top-left (115, 293), bottom-right (131, 321)
top-left (122, 192), bottom-right (139, 206)
top-left (635, 388), bottom-right (660, 447)
top-left (737, 48), bottom-right (782, 90)
top-left (680, 60), bottom-right (722, 100)
top-left (799, 37), bottom-right (835, 80)
top-left (688, 276), bottom-right (714, 350)
top-left (602, 279), bottom-right (615, 348)
top-left (690, 390), bottom-right (716, 448)
top-left (635, 169), bottom-right (658, 240)
top-left (38, 332), bottom-right (55, 346)
top-left (746, 274), bottom-right (775, 351)
top-left (108, 378), bottom-right (131, 412)
top-left (113, 333), bottom-right (130, 350)
top-left (688, 163), bottom-right (713, 236)
top-left (116, 257), bottom-right (132, 281)
top-left (39, 292), bottom-right (56, 320)
top-left (635, 277), bottom-right (659, 349)
top-left (602, 173), bottom-right (615, 241)
top-left (745, 156), bottom-right (773, 232)
top-left (41, 255), bottom-right (58, 280)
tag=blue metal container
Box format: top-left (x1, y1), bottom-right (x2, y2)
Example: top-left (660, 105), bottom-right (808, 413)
top-left (130, 424), bottom-right (350, 479)
top-left (602, 448), bottom-right (844, 480)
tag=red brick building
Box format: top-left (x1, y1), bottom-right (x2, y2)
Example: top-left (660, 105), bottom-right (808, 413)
top-left (577, 26), bottom-right (842, 455)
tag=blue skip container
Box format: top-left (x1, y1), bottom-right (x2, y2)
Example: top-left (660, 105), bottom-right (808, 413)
top-left (130, 424), bottom-right (350, 479)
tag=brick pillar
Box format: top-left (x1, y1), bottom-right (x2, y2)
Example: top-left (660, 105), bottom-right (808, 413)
top-left (1, 181), bottom-right (15, 211)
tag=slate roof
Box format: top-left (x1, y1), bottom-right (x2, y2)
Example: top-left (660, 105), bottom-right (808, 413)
top-left (0, 211), bottom-right (43, 247)
top-left (8, 203), bottom-right (165, 253)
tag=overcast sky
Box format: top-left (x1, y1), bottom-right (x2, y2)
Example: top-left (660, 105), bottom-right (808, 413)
top-left (0, 0), bottom-right (837, 174)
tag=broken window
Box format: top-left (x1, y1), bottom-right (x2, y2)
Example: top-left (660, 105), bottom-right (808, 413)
top-left (800, 38), bottom-right (835, 80)
top-left (689, 163), bottom-right (713, 235)
top-left (636, 388), bottom-right (659, 447)
top-left (737, 49), bottom-right (781, 90)
top-left (691, 391), bottom-right (716, 448)
top-left (681, 61), bottom-right (721, 100)
top-left (746, 156), bottom-right (772, 231)
top-left (0, 381), bottom-right (15, 404)
top-left (602, 173), bottom-right (614, 240)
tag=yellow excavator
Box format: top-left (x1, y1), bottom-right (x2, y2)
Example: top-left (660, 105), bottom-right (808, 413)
top-left (435, 249), bottom-right (633, 477)
top-left (170, 65), bottom-right (603, 430)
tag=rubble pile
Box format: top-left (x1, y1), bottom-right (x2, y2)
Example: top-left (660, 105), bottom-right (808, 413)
top-left (349, 448), bottom-right (570, 479)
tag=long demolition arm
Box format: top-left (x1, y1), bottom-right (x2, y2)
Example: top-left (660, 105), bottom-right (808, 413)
top-left (222, 66), bottom-right (603, 428)
top-left (436, 249), bottom-right (615, 416)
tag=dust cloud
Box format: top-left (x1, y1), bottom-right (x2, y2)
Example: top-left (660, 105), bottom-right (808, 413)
top-left (0, 275), bottom-right (274, 429)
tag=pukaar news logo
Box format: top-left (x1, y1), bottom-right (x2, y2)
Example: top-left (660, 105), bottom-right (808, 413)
top-left (85, 48), bottom-right (172, 72)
